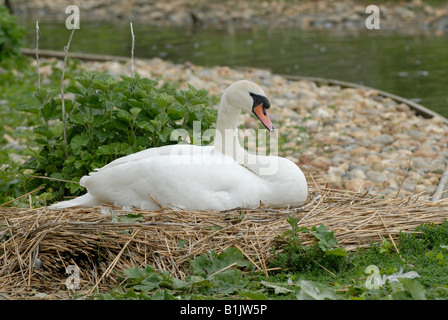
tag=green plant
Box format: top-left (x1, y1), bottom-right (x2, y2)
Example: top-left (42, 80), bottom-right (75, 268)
top-left (0, 6), bottom-right (25, 65)
top-left (271, 220), bottom-right (348, 274)
top-left (0, 57), bottom-right (82, 206)
top-left (16, 71), bottom-right (217, 201)
top-left (98, 247), bottom-right (251, 300)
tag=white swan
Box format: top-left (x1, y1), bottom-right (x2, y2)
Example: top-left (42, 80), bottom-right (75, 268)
top-left (50, 80), bottom-right (308, 211)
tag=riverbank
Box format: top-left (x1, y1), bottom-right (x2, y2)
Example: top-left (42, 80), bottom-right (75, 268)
top-left (30, 55), bottom-right (448, 199)
top-left (6, 0), bottom-right (448, 34)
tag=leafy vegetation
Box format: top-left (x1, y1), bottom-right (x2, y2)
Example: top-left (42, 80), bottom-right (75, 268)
top-left (14, 70), bottom-right (216, 201)
top-left (0, 58), bottom-right (82, 206)
top-left (271, 217), bottom-right (348, 275)
top-left (0, 6), bottom-right (25, 64)
top-left (99, 247), bottom-right (254, 300)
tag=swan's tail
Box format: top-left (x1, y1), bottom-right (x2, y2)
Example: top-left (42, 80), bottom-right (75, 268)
top-left (49, 193), bottom-right (102, 209)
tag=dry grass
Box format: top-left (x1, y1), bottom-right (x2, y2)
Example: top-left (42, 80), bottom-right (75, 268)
top-left (1, 185), bottom-right (448, 299)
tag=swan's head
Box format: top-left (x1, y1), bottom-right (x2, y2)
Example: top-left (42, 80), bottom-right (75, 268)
top-left (222, 80), bottom-right (274, 131)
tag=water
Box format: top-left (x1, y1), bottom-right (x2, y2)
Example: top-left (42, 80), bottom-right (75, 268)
top-left (21, 20), bottom-right (448, 117)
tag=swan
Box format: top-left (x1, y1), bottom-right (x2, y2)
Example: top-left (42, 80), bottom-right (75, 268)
top-left (50, 80), bottom-right (308, 211)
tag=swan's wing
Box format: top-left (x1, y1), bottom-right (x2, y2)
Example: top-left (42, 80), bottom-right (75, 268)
top-left (93, 144), bottom-right (212, 172)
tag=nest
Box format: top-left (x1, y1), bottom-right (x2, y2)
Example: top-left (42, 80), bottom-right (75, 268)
top-left (1, 186), bottom-right (448, 299)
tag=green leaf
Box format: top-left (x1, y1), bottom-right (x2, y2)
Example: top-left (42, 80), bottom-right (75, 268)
top-left (166, 104), bottom-right (186, 120)
top-left (238, 290), bottom-right (268, 300)
top-left (15, 103), bottom-right (40, 115)
top-left (66, 85), bottom-right (85, 95)
top-left (124, 265), bottom-right (155, 282)
top-left (41, 99), bottom-right (59, 120)
top-left (136, 120), bottom-right (155, 132)
top-left (134, 273), bottom-right (161, 291)
top-left (97, 142), bottom-right (132, 156)
top-left (92, 114), bottom-right (108, 127)
top-left (116, 109), bottom-right (133, 122)
top-left (127, 99), bottom-right (143, 109)
top-left (296, 280), bottom-right (340, 300)
top-left (325, 247), bottom-right (347, 257)
top-left (151, 289), bottom-right (178, 300)
top-left (130, 107), bottom-right (141, 117)
top-left (33, 125), bottom-right (53, 138)
top-left (400, 279), bottom-right (427, 300)
top-left (158, 127), bottom-right (173, 143)
top-left (70, 133), bottom-right (91, 153)
top-left (154, 93), bottom-right (171, 110)
top-left (117, 213), bottom-right (145, 223)
top-left (190, 247), bottom-right (249, 278)
top-left (155, 112), bottom-right (169, 127)
top-left (93, 80), bottom-right (108, 92)
top-left (76, 71), bottom-right (95, 89)
top-left (33, 88), bottom-right (54, 104)
top-left (141, 99), bottom-right (161, 117)
top-left (261, 281), bottom-right (294, 295)
top-left (310, 224), bottom-right (347, 257)
top-left (69, 113), bottom-right (87, 125)
top-left (173, 93), bottom-right (187, 105)
top-left (150, 119), bottom-right (162, 133)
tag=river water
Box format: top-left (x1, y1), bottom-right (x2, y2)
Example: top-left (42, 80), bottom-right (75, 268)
top-left (21, 20), bottom-right (448, 117)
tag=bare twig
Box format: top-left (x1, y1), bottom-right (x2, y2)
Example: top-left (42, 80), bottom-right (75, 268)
top-left (30, 175), bottom-right (80, 184)
top-left (210, 262), bottom-right (237, 277)
top-left (396, 154), bottom-right (413, 198)
top-left (377, 211), bottom-right (404, 262)
top-left (130, 22), bottom-right (135, 78)
top-left (148, 194), bottom-right (163, 209)
top-left (61, 26), bottom-right (76, 158)
top-left (235, 244), bottom-right (264, 274)
top-left (432, 161), bottom-right (448, 202)
top-left (35, 21), bottom-right (40, 89)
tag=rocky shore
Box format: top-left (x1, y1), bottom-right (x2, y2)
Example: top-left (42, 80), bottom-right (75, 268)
top-left (34, 56), bottom-right (448, 199)
top-left (6, 0), bottom-right (448, 34)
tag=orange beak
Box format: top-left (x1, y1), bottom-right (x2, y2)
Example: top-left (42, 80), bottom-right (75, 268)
top-left (253, 103), bottom-right (274, 131)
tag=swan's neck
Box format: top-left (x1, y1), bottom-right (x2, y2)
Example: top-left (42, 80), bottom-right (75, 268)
top-left (213, 100), bottom-right (276, 179)
top-left (213, 101), bottom-right (246, 159)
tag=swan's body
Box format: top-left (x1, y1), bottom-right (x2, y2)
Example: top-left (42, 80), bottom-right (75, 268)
top-left (50, 80), bottom-right (308, 211)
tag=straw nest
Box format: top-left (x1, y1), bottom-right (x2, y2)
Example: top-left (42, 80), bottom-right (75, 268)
top-left (1, 184), bottom-right (448, 299)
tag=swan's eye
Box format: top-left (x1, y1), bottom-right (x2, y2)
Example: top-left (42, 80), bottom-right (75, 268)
top-left (249, 92), bottom-right (270, 110)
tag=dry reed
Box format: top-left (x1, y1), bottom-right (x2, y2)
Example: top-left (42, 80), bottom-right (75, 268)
top-left (1, 185), bottom-right (447, 299)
